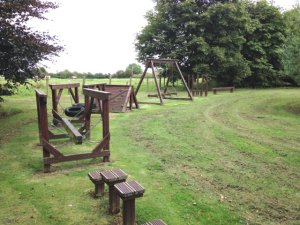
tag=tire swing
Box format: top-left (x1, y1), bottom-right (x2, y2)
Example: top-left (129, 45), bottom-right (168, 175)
top-left (64, 103), bottom-right (85, 117)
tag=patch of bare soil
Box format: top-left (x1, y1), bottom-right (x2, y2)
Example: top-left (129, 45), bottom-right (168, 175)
top-left (285, 103), bottom-right (300, 115)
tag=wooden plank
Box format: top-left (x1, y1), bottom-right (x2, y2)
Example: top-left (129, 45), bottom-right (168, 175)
top-left (44, 150), bottom-right (110, 164)
top-left (147, 58), bottom-right (178, 64)
top-left (49, 83), bottom-right (80, 90)
top-left (83, 88), bottom-right (111, 100)
top-left (61, 118), bottom-right (82, 144)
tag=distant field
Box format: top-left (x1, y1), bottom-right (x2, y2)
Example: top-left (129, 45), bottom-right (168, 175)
top-left (0, 83), bottom-right (299, 225)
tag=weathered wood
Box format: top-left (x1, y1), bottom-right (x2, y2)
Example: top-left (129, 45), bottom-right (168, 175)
top-left (44, 150), bottom-right (110, 165)
top-left (61, 118), bottom-right (83, 144)
top-left (212, 86), bottom-right (235, 94)
top-left (83, 88), bottom-right (111, 100)
top-left (36, 88), bottom-right (111, 172)
top-left (114, 181), bottom-right (145, 225)
top-left (100, 169), bottom-right (128, 214)
top-left (88, 171), bottom-right (105, 197)
top-left (141, 220), bottom-right (167, 225)
top-left (174, 62), bottom-right (193, 100)
top-left (49, 83), bottom-right (80, 90)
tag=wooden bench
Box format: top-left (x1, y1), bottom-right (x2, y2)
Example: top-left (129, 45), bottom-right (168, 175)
top-left (114, 181), bottom-right (145, 225)
top-left (212, 87), bottom-right (234, 94)
top-left (100, 169), bottom-right (128, 214)
top-left (141, 219), bottom-right (167, 225)
top-left (88, 170), bottom-right (104, 197)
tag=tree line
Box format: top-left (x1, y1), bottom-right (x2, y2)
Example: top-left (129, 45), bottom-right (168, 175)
top-left (135, 0), bottom-right (300, 87)
top-left (1, 0), bottom-right (300, 100)
top-left (48, 63), bottom-right (142, 79)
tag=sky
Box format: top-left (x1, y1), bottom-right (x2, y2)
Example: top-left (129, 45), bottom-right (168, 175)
top-left (35, 0), bottom-right (298, 74)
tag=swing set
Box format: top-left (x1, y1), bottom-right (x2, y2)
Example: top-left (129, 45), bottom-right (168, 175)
top-left (135, 58), bottom-right (193, 105)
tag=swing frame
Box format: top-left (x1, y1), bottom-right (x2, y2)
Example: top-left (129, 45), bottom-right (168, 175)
top-left (135, 58), bottom-right (193, 104)
top-left (35, 88), bottom-right (111, 173)
top-left (49, 83), bottom-right (81, 124)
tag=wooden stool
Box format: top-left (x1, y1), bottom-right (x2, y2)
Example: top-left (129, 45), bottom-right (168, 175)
top-left (141, 219), bottom-right (167, 225)
top-left (88, 170), bottom-right (104, 197)
top-left (100, 169), bottom-right (128, 214)
top-left (114, 181), bottom-right (145, 225)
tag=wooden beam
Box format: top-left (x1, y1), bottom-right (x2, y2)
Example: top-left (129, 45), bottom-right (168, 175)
top-left (44, 150), bottom-right (110, 165)
top-left (49, 83), bottom-right (80, 90)
top-left (83, 88), bottom-right (111, 100)
top-left (61, 118), bottom-right (83, 144)
top-left (151, 60), bottom-right (164, 104)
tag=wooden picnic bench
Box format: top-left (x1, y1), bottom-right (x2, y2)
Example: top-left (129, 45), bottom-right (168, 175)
top-left (212, 86), bottom-right (235, 94)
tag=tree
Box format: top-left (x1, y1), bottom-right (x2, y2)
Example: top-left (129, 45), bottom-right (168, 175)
top-left (135, 0), bottom-right (230, 75)
top-left (125, 63), bottom-right (142, 76)
top-left (283, 5), bottom-right (300, 85)
top-left (241, 0), bottom-right (286, 87)
top-left (0, 0), bottom-right (62, 96)
top-left (136, 0), bottom-right (286, 87)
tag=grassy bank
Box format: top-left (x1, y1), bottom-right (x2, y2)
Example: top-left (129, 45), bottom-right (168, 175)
top-left (0, 86), bottom-right (299, 225)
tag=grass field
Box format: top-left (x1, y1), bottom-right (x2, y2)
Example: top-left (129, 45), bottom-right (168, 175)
top-left (0, 79), bottom-right (299, 225)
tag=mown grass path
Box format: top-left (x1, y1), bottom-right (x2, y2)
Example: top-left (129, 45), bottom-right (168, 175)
top-left (0, 88), bottom-right (299, 225)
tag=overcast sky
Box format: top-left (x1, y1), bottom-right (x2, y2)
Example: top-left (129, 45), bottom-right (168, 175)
top-left (36, 0), bottom-right (298, 74)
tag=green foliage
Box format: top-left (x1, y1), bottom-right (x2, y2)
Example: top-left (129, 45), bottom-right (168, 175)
top-left (125, 63), bottom-right (142, 76)
top-left (0, 0), bottom-right (63, 91)
top-left (283, 5), bottom-right (300, 85)
top-left (242, 0), bottom-right (286, 87)
top-left (136, 0), bottom-right (286, 87)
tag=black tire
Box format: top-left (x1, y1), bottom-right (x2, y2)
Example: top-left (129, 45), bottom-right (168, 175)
top-left (64, 105), bottom-right (84, 117)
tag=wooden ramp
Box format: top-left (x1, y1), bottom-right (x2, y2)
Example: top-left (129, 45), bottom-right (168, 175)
top-left (83, 84), bottom-right (139, 113)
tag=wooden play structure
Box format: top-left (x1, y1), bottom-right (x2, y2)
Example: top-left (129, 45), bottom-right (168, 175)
top-left (35, 88), bottom-right (111, 172)
top-left (83, 84), bottom-right (139, 113)
top-left (135, 58), bottom-right (193, 104)
top-left (188, 74), bottom-right (209, 97)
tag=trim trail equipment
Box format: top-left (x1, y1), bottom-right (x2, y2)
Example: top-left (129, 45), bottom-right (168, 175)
top-left (35, 88), bottom-right (111, 173)
top-left (135, 58), bottom-right (193, 105)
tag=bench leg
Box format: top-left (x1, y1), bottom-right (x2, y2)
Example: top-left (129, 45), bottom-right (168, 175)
top-left (95, 182), bottom-right (104, 197)
top-left (109, 185), bottom-right (120, 214)
top-left (123, 199), bottom-right (135, 225)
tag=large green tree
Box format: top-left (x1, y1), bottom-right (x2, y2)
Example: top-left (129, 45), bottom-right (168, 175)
top-left (0, 0), bottom-right (62, 94)
top-left (282, 5), bottom-right (300, 85)
top-left (136, 0), bottom-right (286, 87)
top-left (241, 0), bottom-right (286, 87)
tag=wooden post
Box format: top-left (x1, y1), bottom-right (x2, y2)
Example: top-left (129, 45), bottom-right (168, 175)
top-left (74, 86), bottom-right (79, 103)
top-left (102, 97), bottom-right (110, 162)
top-left (45, 76), bottom-right (50, 95)
top-left (135, 61), bottom-right (150, 95)
top-left (109, 74), bottom-right (112, 85)
top-left (174, 62), bottom-right (193, 101)
top-left (109, 185), bottom-right (120, 214)
top-left (36, 90), bottom-right (51, 172)
top-left (84, 94), bottom-right (91, 139)
top-left (123, 199), bottom-right (135, 225)
top-left (151, 60), bottom-right (163, 104)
